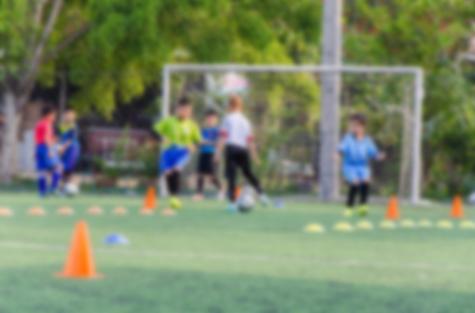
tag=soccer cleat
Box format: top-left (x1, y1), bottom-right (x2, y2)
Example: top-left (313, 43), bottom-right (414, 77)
top-left (357, 205), bottom-right (369, 217)
top-left (169, 197), bottom-right (182, 210)
top-left (226, 202), bottom-right (238, 213)
top-left (343, 209), bottom-right (353, 217)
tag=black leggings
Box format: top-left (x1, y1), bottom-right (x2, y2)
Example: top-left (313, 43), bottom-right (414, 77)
top-left (225, 145), bottom-right (262, 201)
top-left (346, 182), bottom-right (370, 208)
top-left (166, 170), bottom-right (181, 196)
top-left (196, 153), bottom-right (221, 193)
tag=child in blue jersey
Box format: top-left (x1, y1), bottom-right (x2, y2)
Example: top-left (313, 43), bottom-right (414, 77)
top-left (58, 109), bottom-right (81, 186)
top-left (193, 109), bottom-right (222, 200)
top-left (339, 113), bottom-right (385, 217)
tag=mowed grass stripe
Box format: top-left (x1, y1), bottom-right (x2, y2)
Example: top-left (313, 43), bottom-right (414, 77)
top-left (1, 239), bottom-right (474, 273)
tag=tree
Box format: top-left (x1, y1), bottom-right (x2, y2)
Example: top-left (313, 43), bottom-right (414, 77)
top-left (0, 0), bottom-right (323, 183)
top-left (63, 0), bottom-right (321, 117)
top-left (0, 0), bottom-right (87, 182)
top-left (345, 0), bottom-right (475, 197)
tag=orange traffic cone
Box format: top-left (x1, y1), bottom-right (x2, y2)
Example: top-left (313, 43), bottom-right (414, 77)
top-left (142, 186), bottom-right (157, 213)
top-left (450, 195), bottom-right (464, 219)
top-left (385, 196), bottom-right (400, 220)
top-left (57, 220), bottom-right (102, 279)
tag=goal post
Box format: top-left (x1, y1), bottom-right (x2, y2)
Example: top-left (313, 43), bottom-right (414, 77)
top-left (160, 64), bottom-right (425, 204)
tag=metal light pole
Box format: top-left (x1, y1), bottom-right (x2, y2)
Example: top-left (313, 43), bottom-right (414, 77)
top-left (159, 66), bottom-right (171, 198)
top-left (319, 0), bottom-right (343, 201)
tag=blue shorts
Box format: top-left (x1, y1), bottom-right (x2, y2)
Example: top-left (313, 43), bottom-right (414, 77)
top-left (35, 144), bottom-right (61, 171)
top-left (62, 144), bottom-right (80, 172)
top-left (160, 146), bottom-right (190, 173)
top-left (343, 165), bottom-right (370, 184)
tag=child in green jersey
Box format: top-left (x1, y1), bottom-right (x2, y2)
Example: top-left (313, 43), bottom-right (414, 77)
top-left (154, 97), bottom-right (201, 212)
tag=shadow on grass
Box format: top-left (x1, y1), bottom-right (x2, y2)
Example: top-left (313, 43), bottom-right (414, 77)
top-left (0, 266), bottom-right (473, 313)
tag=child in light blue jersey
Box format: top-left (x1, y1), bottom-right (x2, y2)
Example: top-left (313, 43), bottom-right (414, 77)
top-left (339, 113), bottom-right (385, 217)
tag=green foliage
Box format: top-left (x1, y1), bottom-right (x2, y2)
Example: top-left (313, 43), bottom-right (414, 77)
top-left (345, 0), bottom-right (475, 197)
top-left (3, 0), bottom-right (475, 197)
top-left (61, 0), bottom-right (322, 117)
top-left (63, 0), bottom-right (475, 197)
top-left (0, 0), bottom-right (36, 79)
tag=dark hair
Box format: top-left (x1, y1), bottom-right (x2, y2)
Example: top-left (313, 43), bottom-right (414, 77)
top-left (205, 108), bottom-right (218, 117)
top-left (349, 113), bottom-right (366, 126)
top-left (177, 96), bottom-right (191, 107)
top-left (41, 105), bottom-right (56, 117)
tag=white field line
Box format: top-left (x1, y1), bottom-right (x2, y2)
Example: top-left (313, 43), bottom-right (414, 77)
top-left (0, 240), bottom-right (473, 273)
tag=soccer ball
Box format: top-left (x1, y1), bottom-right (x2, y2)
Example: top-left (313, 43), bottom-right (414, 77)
top-left (237, 191), bottom-right (255, 213)
top-left (468, 192), bottom-right (475, 205)
top-left (64, 183), bottom-right (79, 197)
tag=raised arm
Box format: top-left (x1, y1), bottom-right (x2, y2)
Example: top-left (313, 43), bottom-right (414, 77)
top-left (215, 117), bottom-right (229, 163)
top-left (368, 137), bottom-right (385, 161)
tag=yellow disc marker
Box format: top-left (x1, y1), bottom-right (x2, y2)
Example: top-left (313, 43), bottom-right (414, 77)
top-left (460, 220), bottom-right (475, 230)
top-left (418, 219), bottom-right (433, 228)
top-left (356, 220), bottom-right (374, 231)
top-left (436, 219), bottom-right (453, 230)
top-left (380, 220), bottom-right (397, 230)
top-left (304, 223), bottom-right (326, 234)
top-left (400, 219), bottom-right (416, 229)
top-left (333, 221), bottom-right (353, 232)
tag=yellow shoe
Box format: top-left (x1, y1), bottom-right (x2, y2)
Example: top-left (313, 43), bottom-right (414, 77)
top-left (169, 197), bottom-right (182, 210)
top-left (343, 209), bottom-right (353, 217)
top-left (357, 205), bottom-right (369, 217)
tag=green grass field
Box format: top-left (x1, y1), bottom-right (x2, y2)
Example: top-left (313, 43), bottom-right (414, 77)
top-left (0, 191), bottom-right (474, 313)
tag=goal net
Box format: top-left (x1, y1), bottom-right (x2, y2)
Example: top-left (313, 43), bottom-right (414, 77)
top-left (160, 64), bottom-right (424, 203)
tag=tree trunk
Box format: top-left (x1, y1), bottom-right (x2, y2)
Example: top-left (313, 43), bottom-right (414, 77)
top-left (0, 90), bottom-right (21, 183)
top-left (58, 69), bottom-right (67, 119)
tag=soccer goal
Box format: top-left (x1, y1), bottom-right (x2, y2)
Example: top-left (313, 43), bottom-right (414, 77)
top-left (160, 64), bottom-right (424, 204)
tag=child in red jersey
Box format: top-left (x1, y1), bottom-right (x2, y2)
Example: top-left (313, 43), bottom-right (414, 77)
top-left (34, 105), bottom-right (61, 196)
